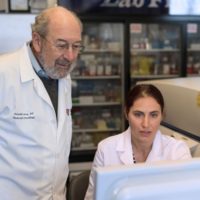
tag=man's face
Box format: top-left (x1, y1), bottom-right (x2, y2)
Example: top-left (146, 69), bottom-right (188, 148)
top-left (32, 16), bottom-right (82, 79)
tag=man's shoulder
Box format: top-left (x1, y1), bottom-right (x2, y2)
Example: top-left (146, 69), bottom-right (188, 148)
top-left (0, 47), bottom-right (25, 74)
top-left (0, 49), bottom-right (20, 67)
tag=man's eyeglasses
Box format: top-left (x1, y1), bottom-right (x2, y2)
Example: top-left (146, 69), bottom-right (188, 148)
top-left (40, 35), bottom-right (85, 53)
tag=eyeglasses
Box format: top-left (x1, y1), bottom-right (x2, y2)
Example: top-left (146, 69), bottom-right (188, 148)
top-left (40, 35), bottom-right (85, 53)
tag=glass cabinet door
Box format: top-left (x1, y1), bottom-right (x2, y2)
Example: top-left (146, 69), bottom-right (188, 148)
top-left (71, 22), bottom-right (124, 151)
top-left (187, 23), bottom-right (200, 76)
top-left (130, 23), bottom-right (181, 85)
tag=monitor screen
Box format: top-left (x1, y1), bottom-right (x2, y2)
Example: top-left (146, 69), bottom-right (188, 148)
top-left (94, 158), bottom-right (200, 200)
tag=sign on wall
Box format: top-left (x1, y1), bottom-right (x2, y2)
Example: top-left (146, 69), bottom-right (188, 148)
top-left (59, 0), bottom-right (169, 15)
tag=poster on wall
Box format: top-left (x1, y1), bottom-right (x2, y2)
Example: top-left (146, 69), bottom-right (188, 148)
top-left (9, 0), bottom-right (29, 12)
top-left (58, 0), bottom-right (169, 15)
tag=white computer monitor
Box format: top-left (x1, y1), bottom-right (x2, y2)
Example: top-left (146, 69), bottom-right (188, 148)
top-left (94, 158), bottom-right (200, 200)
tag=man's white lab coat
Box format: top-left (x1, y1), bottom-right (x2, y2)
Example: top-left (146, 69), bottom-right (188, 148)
top-left (0, 44), bottom-right (72, 200)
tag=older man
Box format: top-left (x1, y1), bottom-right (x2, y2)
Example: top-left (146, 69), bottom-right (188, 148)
top-left (0, 6), bottom-right (83, 200)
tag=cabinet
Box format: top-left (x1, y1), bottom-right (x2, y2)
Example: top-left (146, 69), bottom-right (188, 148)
top-left (70, 22), bottom-right (125, 161)
top-left (129, 22), bottom-right (181, 86)
top-left (68, 16), bottom-right (200, 162)
top-left (4, 10), bottom-right (199, 162)
top-left (187, 23), bottom-right (200, 76)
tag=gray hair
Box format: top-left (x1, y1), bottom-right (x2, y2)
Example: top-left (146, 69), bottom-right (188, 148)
top-left (31, 6), bottom-right (82, 37)
top-left (31, 11), bottom-right (49, 37)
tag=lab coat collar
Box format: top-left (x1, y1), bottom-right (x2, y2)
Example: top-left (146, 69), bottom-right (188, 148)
top-left (27, 42), bottom-right (50, 79)
top-left (18, 44), bottom-right (70, 108)
top-left (116, 127), bottom-right (163, 164)
top-left (18, 44), bottom-right (53, 108)
top-left (19, 43), bottom-right (38, 82)
top-left (117, 127), bottom-right (134, 165)
top-left (57, 76), bottom-right (71, 131)
top-left (146, 130), bottom-right (163, 162)
top-left (19, 43), bottom-right (72, 83)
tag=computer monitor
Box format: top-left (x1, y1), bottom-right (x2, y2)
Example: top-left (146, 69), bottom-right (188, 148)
top-left (94, 158), bottom-right (200, 200)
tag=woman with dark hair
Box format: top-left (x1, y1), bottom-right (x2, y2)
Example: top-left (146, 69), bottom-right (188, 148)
top-left (84, 84), bottom-right (192, 200)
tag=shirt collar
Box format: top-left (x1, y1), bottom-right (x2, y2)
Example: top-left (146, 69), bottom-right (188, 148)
top-left (27, 42), bottom-right (49, 79)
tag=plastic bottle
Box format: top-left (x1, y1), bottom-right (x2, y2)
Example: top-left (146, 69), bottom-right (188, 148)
top-left (187, 56), bottom-right (194, 74)
top-left (162, 56), bottom-right (170, 75)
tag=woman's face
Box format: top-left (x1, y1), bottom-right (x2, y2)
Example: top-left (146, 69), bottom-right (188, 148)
top-left (126, 96), bottom-right (163, 145)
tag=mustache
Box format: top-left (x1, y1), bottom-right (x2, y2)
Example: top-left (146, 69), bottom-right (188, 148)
top-left (56, 59), bottom-right (71, 66)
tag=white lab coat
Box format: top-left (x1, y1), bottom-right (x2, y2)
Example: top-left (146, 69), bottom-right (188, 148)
top-left (0, 44), bottom-right (72, 200)
top-left (84, 127), bottom-right (192, 200)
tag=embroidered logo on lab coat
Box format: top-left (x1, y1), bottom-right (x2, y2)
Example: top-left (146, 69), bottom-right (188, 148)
top-left (13, 112), bottom-right (35, 120)
top-left (66, 109), bottom-right (71, 116)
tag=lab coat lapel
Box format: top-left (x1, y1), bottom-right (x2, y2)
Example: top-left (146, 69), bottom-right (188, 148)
top-left (33, 78), bottom-right (53, 108)
top-left (57, 75), bottom-right (72, 137)
top-left (19, 44), bottom-right (53, 108)
top-left (146, 131), bottom-right (163, 162)
top-left (117, 128), bottom-right (133, 165)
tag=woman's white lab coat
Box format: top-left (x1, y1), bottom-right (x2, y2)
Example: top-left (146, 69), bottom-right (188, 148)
top-left (0, 44), bottom-right (72, 200)
top-left (84, 127), bottom-right (192, 200)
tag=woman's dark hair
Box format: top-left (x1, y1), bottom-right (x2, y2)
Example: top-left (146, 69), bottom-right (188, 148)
top-left (125, 84), bottom-right (164, 115)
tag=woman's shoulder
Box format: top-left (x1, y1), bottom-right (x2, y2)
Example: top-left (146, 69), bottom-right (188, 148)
top-left (158, 131), bottom-right (192, 159)
top-left (159, 131), bottom-right (189, 149)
